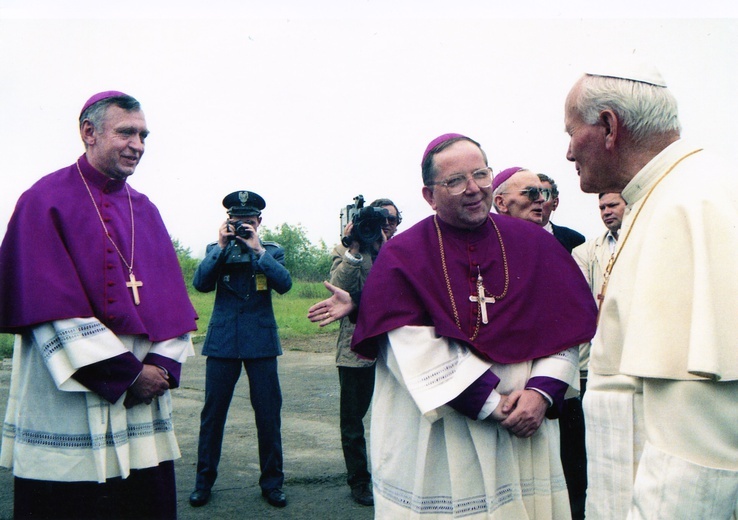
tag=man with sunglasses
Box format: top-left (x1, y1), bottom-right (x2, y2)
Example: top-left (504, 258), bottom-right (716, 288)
top-left (350, 134), bottom-right (597, 518)
top-left (329, 197), bottom-right (401, 507)
top-left (492, 167), bottom-right (552, 225)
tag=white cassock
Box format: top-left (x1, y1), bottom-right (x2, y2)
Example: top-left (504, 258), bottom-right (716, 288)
top-left (371, 326), bottom-right (578, 519)
top-left (0, 317), bottom-right (194, 483)
top-left (584, 139), bottom-right (738, 520)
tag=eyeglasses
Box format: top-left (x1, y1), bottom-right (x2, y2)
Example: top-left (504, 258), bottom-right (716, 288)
top-left (500, 187), bottom-right (552, 202)
top-left (430, 167), bottom-right (493, 195)
top-left (384, 216), bottom-right (400, 225)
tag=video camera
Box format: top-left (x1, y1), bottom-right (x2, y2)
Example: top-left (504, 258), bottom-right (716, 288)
top-left (340, 195), bottom-right (389, 248)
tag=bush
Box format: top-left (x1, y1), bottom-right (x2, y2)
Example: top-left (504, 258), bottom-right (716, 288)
top-left (0, 334), bottom-right (13, 359)
top-left (172, 237), bottom-right (200, 294)
top-left (261, 223), bottom-right (333, 282)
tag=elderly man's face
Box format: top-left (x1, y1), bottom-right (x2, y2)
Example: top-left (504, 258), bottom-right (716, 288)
top-left (599, 192), bottom-right (626, 235)
top-left (422, 140), bottom-right (493, 230)
top-left (84, 106), bottom-right (148, 180)
top-left (565, 81), bottom-right (615, 193)
top-left (495, 170), bottom-right (547, 225)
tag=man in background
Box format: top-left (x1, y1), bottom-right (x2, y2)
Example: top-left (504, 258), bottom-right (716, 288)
top-left (330, 197), bottom-right (401, 506)
top-left (565, 60), bottom-right (738, 518)
top-left (189, 191), bottom-right (292, 509)
top-left (538, 173), bottom-right (586, 253)
top-left (0, 91), bottom-right (197, 519)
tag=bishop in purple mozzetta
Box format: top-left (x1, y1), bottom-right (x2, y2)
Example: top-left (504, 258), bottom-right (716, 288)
top-left (0, 91), bottom-right (197, 519)
top-left (351, 133), bottom-right (597, 519)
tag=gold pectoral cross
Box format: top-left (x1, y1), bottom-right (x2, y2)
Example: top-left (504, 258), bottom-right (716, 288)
top-left (126, 272), bottom-right (143, 305)
top-left (469, 273), bottom-right (495, 324)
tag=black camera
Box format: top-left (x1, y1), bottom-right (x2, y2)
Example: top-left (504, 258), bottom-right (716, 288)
top-left (340, 195), bottom-right (389, 247)
top-left (228, 220), bottom-right (253, 239)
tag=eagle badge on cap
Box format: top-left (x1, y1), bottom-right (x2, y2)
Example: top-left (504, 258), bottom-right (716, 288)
top-left (238, 191), bottom-right (249, 205)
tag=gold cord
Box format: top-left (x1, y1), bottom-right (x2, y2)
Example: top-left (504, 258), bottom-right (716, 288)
top-left (76, 161), bottom-right (136, 274)
top-left (597, 148), bottom-right (702, 320)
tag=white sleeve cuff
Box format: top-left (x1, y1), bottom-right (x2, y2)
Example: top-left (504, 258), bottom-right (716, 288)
top-left (526, 387), bottom-right (553, 407)
top-left (478, 389), bottom-right (502, 420)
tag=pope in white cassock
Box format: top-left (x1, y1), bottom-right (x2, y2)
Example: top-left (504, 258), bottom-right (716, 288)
top-left (564, 59), bottom-right (738, 519)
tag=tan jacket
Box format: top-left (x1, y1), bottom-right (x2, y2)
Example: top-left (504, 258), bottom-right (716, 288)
top-left (329, 244), bottom-right (375, 367)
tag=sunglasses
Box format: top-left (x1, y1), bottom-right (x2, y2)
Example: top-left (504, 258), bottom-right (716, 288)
top-left (517, 187), bottom-right (552, 202)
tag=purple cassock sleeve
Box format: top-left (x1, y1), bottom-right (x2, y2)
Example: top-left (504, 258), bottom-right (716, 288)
top-left (72, 352), bottom-right (182, 404)
top-left (448, 370), bottom-right (500, 419)
top-left (527, 376), bottom-right (568, 419)
top-left (144, 352), bottom-right (183, 388)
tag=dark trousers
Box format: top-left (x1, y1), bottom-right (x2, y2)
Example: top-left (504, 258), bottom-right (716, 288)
top-left (195, 356), bottom-right (284, 492)
top-left (560, 380), bottom-right (587, 520)
top-left (338, 365), bottom-right (375, 488)
top-left (14, 460), bottom-right (175, 520)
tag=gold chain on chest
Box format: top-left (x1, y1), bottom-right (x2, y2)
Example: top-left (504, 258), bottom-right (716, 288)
top-left (77, 160), bottom-right (143, 305)
top-left (434, 215), bottom-right (509, 341)
top-left (597, 148), bottom-right (702, 322)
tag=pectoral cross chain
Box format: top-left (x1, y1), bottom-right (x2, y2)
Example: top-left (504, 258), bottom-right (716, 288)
top-left (469, 273), bottom-right (495, 324)
top-left (126, 272), bottom-right (143, 305)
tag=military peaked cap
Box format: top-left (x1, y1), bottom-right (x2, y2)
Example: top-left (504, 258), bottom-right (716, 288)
top-left (223, 190), bottom-right (266, 217)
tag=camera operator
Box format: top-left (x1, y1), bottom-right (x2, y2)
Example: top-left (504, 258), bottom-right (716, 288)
top-left (189, 190), bottom-right (292, 509)
top-left (329, 197), bottom-right (401, 506)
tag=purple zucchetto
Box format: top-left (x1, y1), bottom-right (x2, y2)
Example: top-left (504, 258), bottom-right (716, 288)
top-left (80, 90), bottom-right (129, 117)
top-left (421, 133), bottom-right (468, 166)
top-left (492, 166), bottom-right (524, 191)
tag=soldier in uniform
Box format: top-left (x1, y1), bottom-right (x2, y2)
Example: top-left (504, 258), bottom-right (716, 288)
top-left (189, 191), bottom-right (292, 509)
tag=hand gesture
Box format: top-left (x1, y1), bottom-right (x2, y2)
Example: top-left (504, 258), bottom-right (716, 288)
top-left (307, 281), bottom-right (356, 327)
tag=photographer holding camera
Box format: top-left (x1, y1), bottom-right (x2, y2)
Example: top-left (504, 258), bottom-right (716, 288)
top-left (189, 190), bottom-right (292, 509)
top-left (330, 196), bottom-right (401, 506)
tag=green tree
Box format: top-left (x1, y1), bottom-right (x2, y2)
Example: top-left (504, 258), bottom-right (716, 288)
top-left (171, 237), bottom-right (199, 292)
top-left (261, 223), bottom-right (332, 281)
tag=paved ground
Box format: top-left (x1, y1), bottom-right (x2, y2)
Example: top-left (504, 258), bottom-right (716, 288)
top-left (0, 334), bottom-right (375, 520)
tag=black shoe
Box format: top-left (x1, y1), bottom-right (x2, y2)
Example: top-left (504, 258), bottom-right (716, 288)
top-left (262, 487), bottom-right (287, 507)
top-left (189, 488), bottom-right (211, 507)
top-left (351, 483), bottom-right (374, 506)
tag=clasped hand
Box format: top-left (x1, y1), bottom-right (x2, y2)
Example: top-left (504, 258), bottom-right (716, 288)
top-left (124, 365), bottom-right (170, 408)
top-left (489, 389), bottom-right (548, 438)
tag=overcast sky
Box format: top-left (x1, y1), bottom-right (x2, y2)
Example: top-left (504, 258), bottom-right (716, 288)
top-left (1, 2), bottom-right (737, 257)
